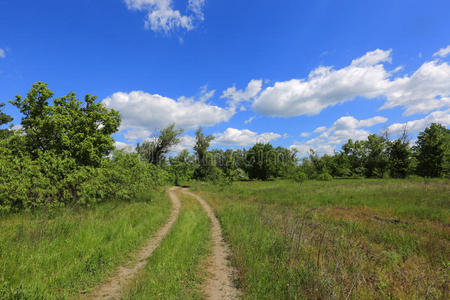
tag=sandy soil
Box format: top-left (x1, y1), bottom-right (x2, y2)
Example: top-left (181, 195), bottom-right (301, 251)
top-left (181, 189), bottom-right (240, 300)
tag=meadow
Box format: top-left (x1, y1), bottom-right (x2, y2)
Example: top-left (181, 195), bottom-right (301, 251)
top-left (0, 192), bottom-right (171, 299)
top-left (192, 178), bottom-right (450, 299)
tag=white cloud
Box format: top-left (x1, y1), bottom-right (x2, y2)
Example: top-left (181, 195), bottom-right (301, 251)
top-left (170, 135), bottom-right (196, 153)
top-left (300, 132), bottom-right (310, 137)
top-left (387, 109), bottom-right (450, 135)
top-left (244, 116), bottom-right (255, 124)
top-left (102, 90), bottom-right (235, 141)
top-left (381, 61), bottom-right (450, 115)
top-left (290, 115), bottom-right (388, 157)
top-left (253, 48), bottom-right (450, 117)
top-left (313, 126), bottom-right (327, 133)
top-left (114, 141), bottom-right (135, 153)
top-left (433, 45), bottom-right (450, 58)
top-left (124, 0), bottom-right (206, 33)
top-left (198, 85), bottom-right (215, 102)
top-left (221, 79), bottom-right (263, 105)
top-left (0, 48), bottom-right (5, 58)
top-left (213, 128), bottom-right (281, 147)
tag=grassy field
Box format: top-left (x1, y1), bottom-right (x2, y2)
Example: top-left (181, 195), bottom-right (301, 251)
top-left (191, 178), bottom-right (450, 299)
top-left (0, 191), bottom-right (171, 299)
top-left (123, 191), bottom-right (211, 299)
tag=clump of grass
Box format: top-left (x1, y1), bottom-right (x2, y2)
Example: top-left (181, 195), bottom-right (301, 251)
top-left (193, 179), bottom-right (450, 299)
top-left (122, 192), bottom-right (211, 299)
top-left (0, 191), bottom-right (171, 299)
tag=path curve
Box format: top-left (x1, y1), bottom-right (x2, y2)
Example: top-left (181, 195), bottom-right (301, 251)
top-left (180, 189), bottom-right (239, 300)
top-left (83, 187), bottom-right (181, 300)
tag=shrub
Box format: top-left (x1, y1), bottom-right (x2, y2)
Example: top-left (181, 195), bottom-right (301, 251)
top-left (316, 172), bottom-right (333, 181)
top-left (293, 170), bottom-right (308, 183)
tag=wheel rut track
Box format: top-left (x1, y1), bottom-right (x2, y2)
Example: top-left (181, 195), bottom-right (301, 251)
top-left (180, 188), bottom-right (240, 300)
top-left (82, 187), bottom-right (239, 300)
top-left (82, 187), bottom-right (181, 300)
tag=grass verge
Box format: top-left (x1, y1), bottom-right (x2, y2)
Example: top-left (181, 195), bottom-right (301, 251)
top-left (122, 191), bottom-right (211, 300)
top-left (192, 179), bottom-right (450, 299)
top-left (0, 191), bottom-right (171, 299)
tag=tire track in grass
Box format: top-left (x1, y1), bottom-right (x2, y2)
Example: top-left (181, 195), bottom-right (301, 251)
top-left (180, 189), bottom-right (240, 300)
top-left (122, 189), bottom-right (211, 299)
top-left (83, 187), bottom-right (181, 300)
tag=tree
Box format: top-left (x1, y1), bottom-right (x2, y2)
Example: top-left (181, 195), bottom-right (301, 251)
top-left (193, 127), bottom-right (215, 179)
top-left (168, 149), bottom-right (196, 185)
top-left (363, 134), bottom-right (389, 178)
top-left (0, 103), bottom-right (13, 139)
top-left (387, 128), bottom-right (412, 178)
top-left (387, 139), bottom-right (412, 178)
top-left (246, 143), bottom-right (278, 180)
top-left (10, 82), bottom-right (121, 166)
top-left (136, 123), bottom-right (183, 165)
top-left (414, 123), bottom-right (450, 177)
top-left (342, 139), bottom-right (366, 176)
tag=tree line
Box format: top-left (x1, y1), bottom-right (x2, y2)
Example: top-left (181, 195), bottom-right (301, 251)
top-left (1, 82), bottom-right (449, 212)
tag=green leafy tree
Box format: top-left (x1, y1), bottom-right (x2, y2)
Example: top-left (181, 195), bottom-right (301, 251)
top-left (246, 143), bottom-right (278, 180)
top-left (363, 134), bottom-right (389, 178)
top-left (193, 127), bottom-right (215, 179)
top-left (388, 131), bottom-right (412, 178)
top-left (0, 103), bottom-right (13, 139)
top-left (136, 123), bottom-right (183, 165)
top-left (342, 139), bottom-right (366, 176)
top-left (168, 149), bottom-right (196, 185)
top-left (414, 123), bottom-right (450, 177)
top-left (10, 82), bottom-right (121, 166)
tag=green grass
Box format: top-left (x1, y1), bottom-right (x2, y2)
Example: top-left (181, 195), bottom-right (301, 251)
top-left (192, 178), bottom-right (450, 299)
top-left (0, 191), bottom-right (171, 299)
top-left (123, 191), bottom-right (211, 300)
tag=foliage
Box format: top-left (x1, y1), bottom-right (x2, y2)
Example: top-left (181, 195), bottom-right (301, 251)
top-left (315, 172), bottom-right (333, 181)
top-left (388, 138), bottom-right (412, 178)
top-left (136, 123), bottom-right (183, 166)
top-left (0, 103), bottom-right (13, 139)
top-left (10, 82), bottom-right (121, 167)
top-left (414, 123), bottom-right (450, 178)
top-left (168, 149), bottom-right (196, 185)
top-left (293, 169), bottom-right (307, 183)
top-left (246, 143), bottom-right (279, 180)
top-left (193, 127), bottom-right (215, 179)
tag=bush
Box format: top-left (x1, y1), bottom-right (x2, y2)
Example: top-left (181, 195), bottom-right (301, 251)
top-left (0, 148), bottom-right (170, 213)
top-left (316, 172), bottom-right (333, 181)
top-left (293, 170), bottom-right (308, 183)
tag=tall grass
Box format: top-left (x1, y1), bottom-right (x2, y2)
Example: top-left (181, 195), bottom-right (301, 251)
top-left (123, 192), bottom-right (211, 299)
top-left (0, 192), bottom-right (171, 299)
top-left (193, 179), bottom-right (450, 299)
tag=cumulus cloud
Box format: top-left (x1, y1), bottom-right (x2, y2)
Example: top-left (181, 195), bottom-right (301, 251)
top-left (300, 132), bottom-right (311, 137)
top-left (213, 128), bottom-right (281, 147)
top-left (114, 141), bottom-right (135, 153)
top-left (253, 48), bottom-right (450, 117)
top-left (313, 126), bottom-right (327, 133)
top-left (387, 109), bottom-right (450, 135)
top-left (0, 48), bottom-right (5, 58)
top-left (102, 90), bottom-right (235, 141)
top-left (290, 115), bottom-right (388, 157)
top-left (170, 135), bottom-right (197, 153)
top-left (221, 79), bottom-right (263, 106)
top-left (381, 61), bottom-right (450, 115)
top-left (124, 0), bottom-right (206, 33)
top-left (244, 116), bottom-right (255, 124)
top-left (433, 45), bottom-right (450, 58)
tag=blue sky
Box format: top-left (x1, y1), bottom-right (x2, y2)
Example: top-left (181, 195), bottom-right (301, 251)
top-left (1, 0), bottom-right (449, 156)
